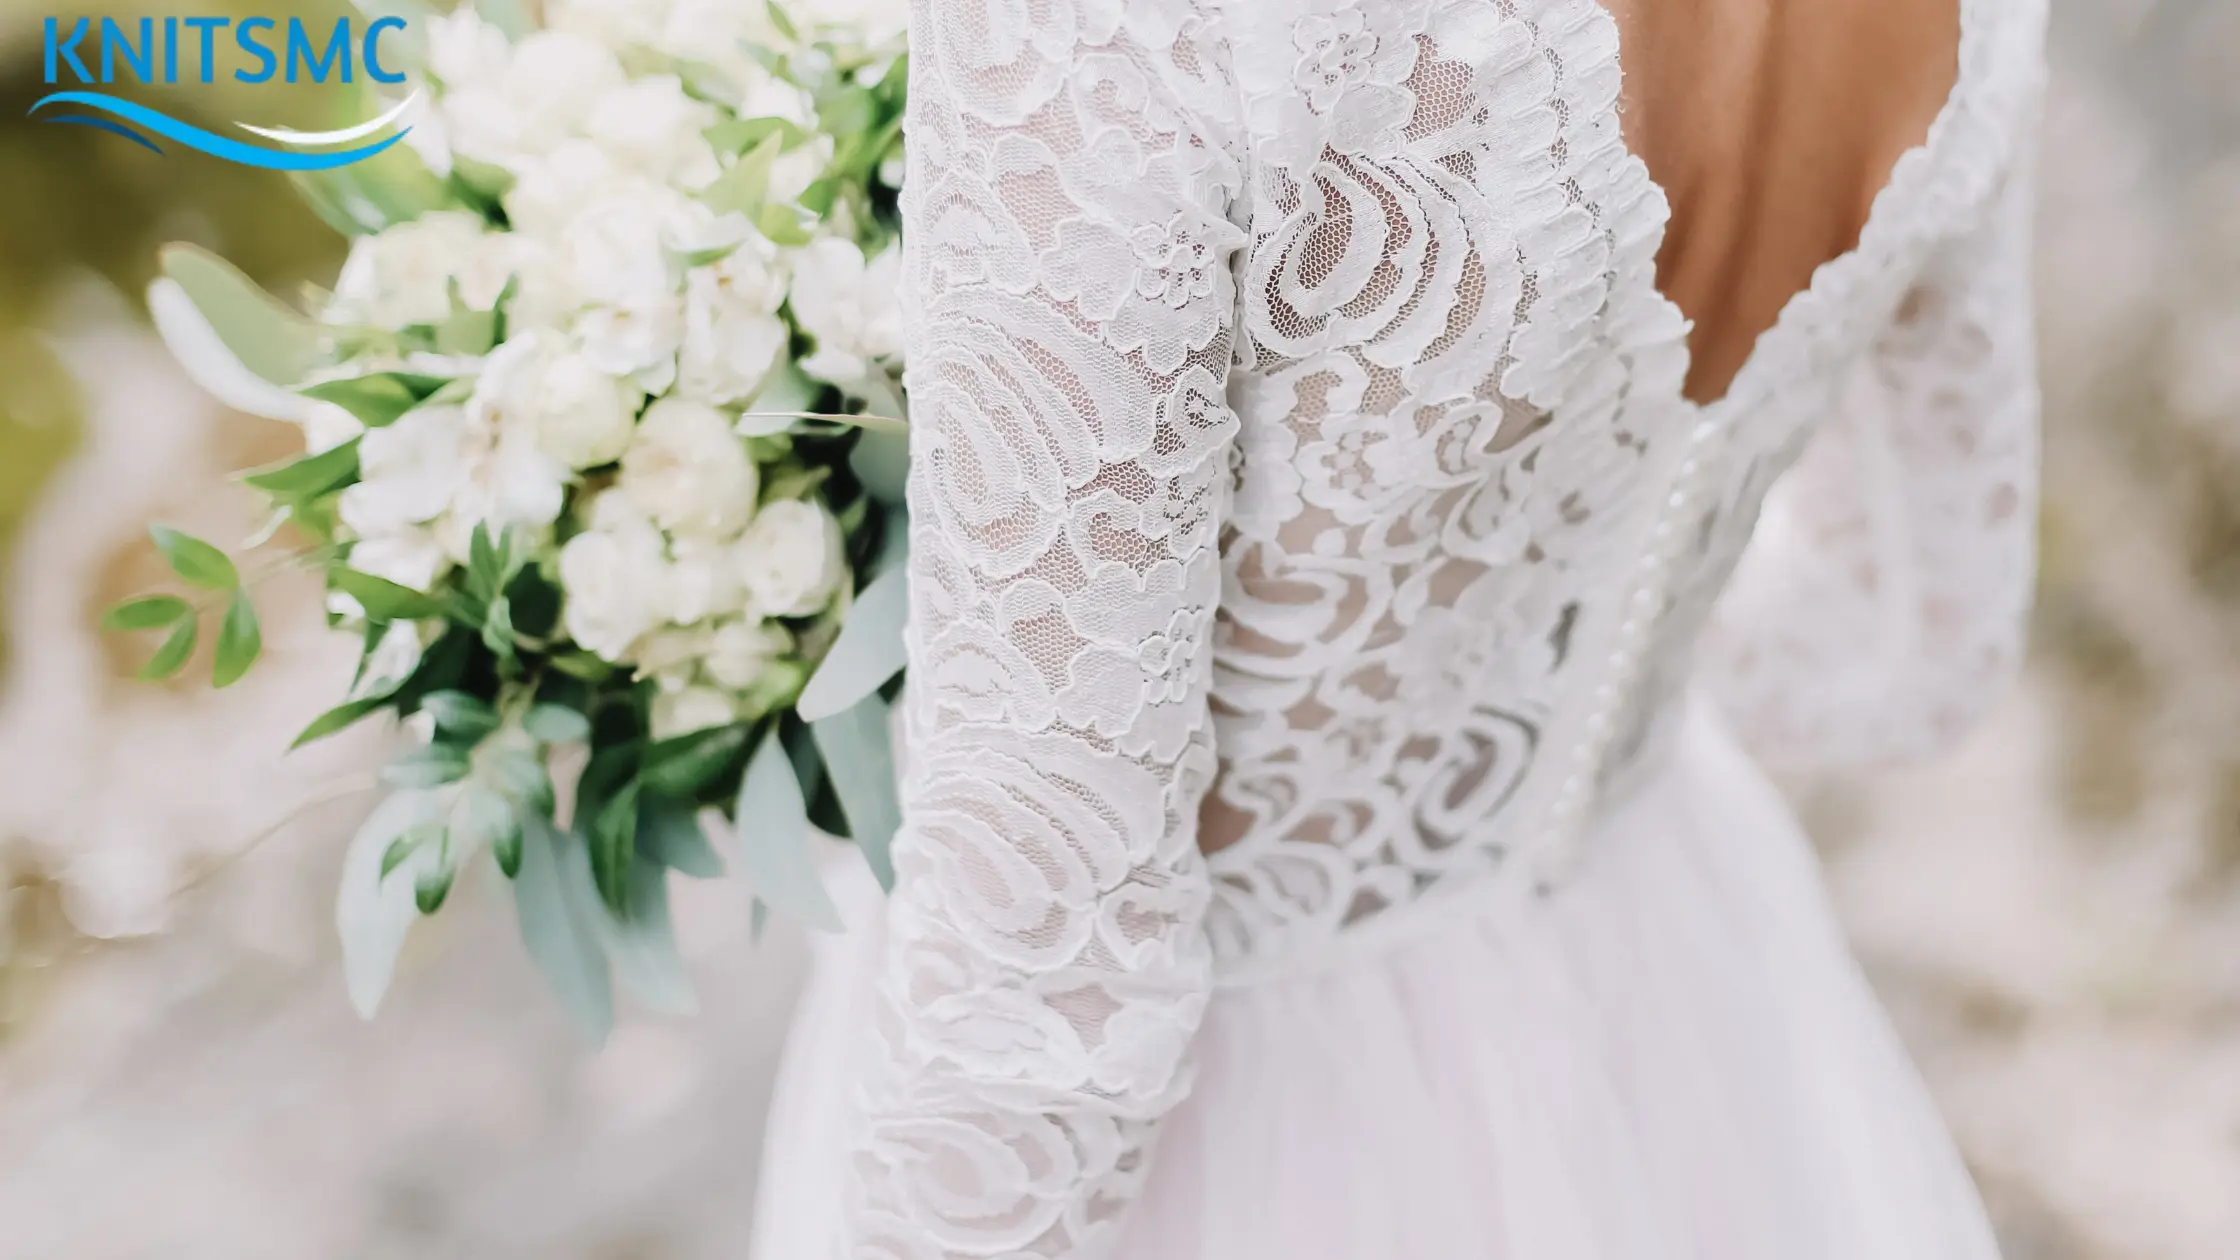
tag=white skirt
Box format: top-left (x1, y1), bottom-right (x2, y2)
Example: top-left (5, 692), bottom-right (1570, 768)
top-left (749, 703), bottom-right (2004, 1259)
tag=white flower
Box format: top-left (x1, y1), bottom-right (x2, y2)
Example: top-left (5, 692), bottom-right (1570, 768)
top-left (303, 402), bottom-right (364, 453)
top-left (548, 181), bottom-right (694, 312)
top-left (619, 397), bottom-right (759, 540)
top-left (559, 495), bottom-right (671, 660)
top-left (475, 332), bottom-right (643, 470)
top-left (703, 619), bottom-right (790, 689)
top-left (577, 302), bottom-right (685, 393)
top-left (736, 498), bottom-right (845, 617)
top-left (340, 404), bottom-right (481, 535)
top-left (435, 434), bottom-right (568, 561)
top-left (330, 211), bottom-right (513, 330)
top-left (664, 535), bottom-right (751, 623)
top-left (442, 30), bottom-right (625, 167)
top-left (650, 684), bottom-right (739, 740)
top-left (586, 76), bottom-right (721, 191)
top-left (423, 9), bottom-right (511, 89)
top-left (770, 135), bottom-right (835, 206)
top-left (503, 140), bottom-right (622, 240)
top-left (677, 241), bottom-right (791, 405)
top-left (790, 239), bottom-right (904, 391)
top-left (348, 528), bottom-right (450, 594)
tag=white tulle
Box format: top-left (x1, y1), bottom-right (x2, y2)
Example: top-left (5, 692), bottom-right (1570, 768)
top-left (762, 0), bottom-right (2049, 1254)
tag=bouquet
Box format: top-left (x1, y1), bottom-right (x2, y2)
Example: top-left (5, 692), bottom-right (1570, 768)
top-left (109, 0), bottom-right (912, 1039)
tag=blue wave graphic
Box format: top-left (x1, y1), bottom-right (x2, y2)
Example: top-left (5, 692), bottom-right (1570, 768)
top-left (42, 113), bottom-right (164, 156)
top-left (29, 91), bottom-right (408, 170)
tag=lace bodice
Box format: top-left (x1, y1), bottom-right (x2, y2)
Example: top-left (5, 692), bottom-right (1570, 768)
top-left (845, 0), bottom-right (2046, 1253)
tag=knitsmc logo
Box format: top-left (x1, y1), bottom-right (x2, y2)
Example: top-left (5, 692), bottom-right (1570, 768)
top-left (31, 12), bottom-right (415, 170)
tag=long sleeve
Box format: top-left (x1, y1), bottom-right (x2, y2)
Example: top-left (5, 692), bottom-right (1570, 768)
top-left (1701, 118), bottom-right (2043, 770)
top-left (838, 3), bottom-right (1245, 1255)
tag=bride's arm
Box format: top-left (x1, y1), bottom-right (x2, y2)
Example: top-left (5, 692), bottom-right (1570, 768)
top-left (1700, 115), bottom-right (2043, 770)
top-left (837, 3), bottom-right (1243, 1255)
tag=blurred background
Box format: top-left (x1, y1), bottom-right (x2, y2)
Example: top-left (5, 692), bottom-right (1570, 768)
top-left (0, 1), bottom-right (2236, 1256)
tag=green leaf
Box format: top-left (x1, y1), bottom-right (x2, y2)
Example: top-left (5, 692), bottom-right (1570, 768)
top-left (338, 789), bottom-right (450, 1017)
top-left (764, 0), bottom-right (800, 40)
top-left (549, 650), bottom-right (617, 682)
top-left (700, 132), bottom-right (787, 218)
top-left (418, 690), bottom-right (498, 741)
top-left (849, 424), bottom-right (911, 504)
top-left (641, 723), bottom-right (752, 798)
top-left (414, 861), bottom-right (455, 914)
top-left (450, 784), bottom-right (518, 860)
top-left (481, 745), bottom-right (555, 815)
top-left (158, 243), bottom-right (321, 387)
top-left (480, 594), bottom-right (516, 660)
top-left (382, 743), bottom-right (471, 789)
top-left (704, 115), bottom-right (810, 156)
top-left (212, 590), bottom-right (263, 688)
top-left (730, 726), bottom-right (843, 931)
top-left (103, 595), bottom-right (191, 631)
top-left (138, 616), bottom-right (199, 681)
top-left (812, 695), bottom-right (900, 892)
top-left (474, 0), bottom-right (534, 39)
top-left (796, 565), bottom-right (908, 721)
top-left (594, 857), bottom-right (697, 1014)
top-left (523, 703), bottom-right (591, 745)
top-left (511, 817), bottom-right (615, 1044)
top-left (148, 525), bottom-right (239, 590)
top-left (755, 199), bottom-right (817, 246)
top-left (332, 567), bottom-right (443, 621)
top-left (590, 782), bottom-right (641, 917)
top-left (638, 795), bottom-right (725, 878)
top-left (292, 695), bottom-right (390, 748)
top-left (300, 372), bottom-right (438, 429)
top-left (493, 823), bottom-right (524, 878)
top-left (379, 831), bottom-right (421, 880)
top-left (242, 437), bottom-right (361, 498)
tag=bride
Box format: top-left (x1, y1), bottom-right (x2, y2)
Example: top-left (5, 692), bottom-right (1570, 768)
top-left (755, 0), bottom-right (2044, 1254)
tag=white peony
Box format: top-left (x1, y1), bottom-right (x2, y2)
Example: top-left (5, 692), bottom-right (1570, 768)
top-left (586, 76), bottom-right (722, 191)
top-left (442, 30), bottom-right (625, 167)
top-left (502, 139), bottom-right (622, 240)
top-left (677, 240), bottom-right (791, 405)
top-left (475, 332), bottom-right (644, 470)
top-left (330, 211), bottom-right (513, 330)
top-left (736, 498), bottom-right (845, 617)
top-left (435, 433), bottom-right (569, 561)
top-left (559, 494), bottom-right (671, 661)
top-left (702, 618), bottom-right (791, 689)
top-left (650, 684), bottom-right (740, 740)
top-left (618, 397), bottom-right (759, 540)
top-left (576, 302), bottom-right (685, 393)
top-left (790, 239), bottom-right (904, 392)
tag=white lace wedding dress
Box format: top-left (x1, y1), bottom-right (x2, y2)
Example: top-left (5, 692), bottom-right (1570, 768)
top-left (752, 0), bottom-right (2046, 1255)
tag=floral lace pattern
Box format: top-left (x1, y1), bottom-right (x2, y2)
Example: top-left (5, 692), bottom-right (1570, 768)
top-left (850, 0), bottom-right (2046, 1254)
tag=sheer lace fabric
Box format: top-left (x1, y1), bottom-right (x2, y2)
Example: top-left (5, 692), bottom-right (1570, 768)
top-left (850, 0), bottom-right (2046, 1254)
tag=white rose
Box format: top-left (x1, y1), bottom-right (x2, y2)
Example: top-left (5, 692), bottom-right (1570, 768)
top-left (559, 496), bottom-right (670, 660)
top-left (502, 140), bottom-right (620, 239)
top-left (437, 433), bottom-right (568, 560)
top-left (586, 76), bottom-right (721, 191)
top-left (677, 241), bottom-right (791, 405)
top-left (339, 404), bottom-right (480, 535)
top-left (330, 211), bottom-right (512, 330)
top-left (476, 332), bottom-right (643, 470)
top-left (790, 238), bottom-right (904, 391)
top-left (619, 397), bottom-right (759, 540)
top-left (665, 534), bottom-right (751, 624)
top-left (577, 301), bottom-right (684, 393)
top-left (703, 619), bottom-right (791, 689)
top-left (650, 685), bottom-right (739, 740)
top-left (737, 498), bottom-right (845, 617)
top-left (551, 181), bottom-right (694, 312)
top-left (443, 30), bottom-right (625, 167)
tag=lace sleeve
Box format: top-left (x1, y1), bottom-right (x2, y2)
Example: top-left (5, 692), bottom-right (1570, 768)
top-left (1701, 130), bottom-right (2042, 769)
top-left (838, 3), bottom-right (1244, 1255)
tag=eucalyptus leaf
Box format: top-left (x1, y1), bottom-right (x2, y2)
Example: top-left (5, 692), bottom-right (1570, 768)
top-left (641, 723), bottom-right (752, 797)
top-left (849, 425), bottom-right (910, 503)
top-left (138, 617), bottom-right (199, 681)
top-left (730, 727), bottom-right (842, 931)
top-left (338, 788), bottom-right (449, 1017)
top-left (523, 703), bottom-right (591, 745)
top-left (103, 595), bottom-right (190, 631)
top-left (383, 743), bottom-right (471, 788)
top-left (511, 816), bottom-right (615, 1043)
top-left (588, 857), bottom-right (697, 1015)
top-left (148, 525), bottom-right (238, 590)
top-left (212, 590), bottom-right (263, 688)
top-left (796, 566), bottom-right (907, 721)
top-left (812, 695), bottom-right (901, 891)
top-left (157, 243), bottom-right (322, 388)
top-left (641, 798), bottom-right (727, 879)
top-left (418, 689), bottom-right (498, 741)
top-left (413, 861), bottom-right (455, 914)
top-left (591, 782), bottom-right (641, 916)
